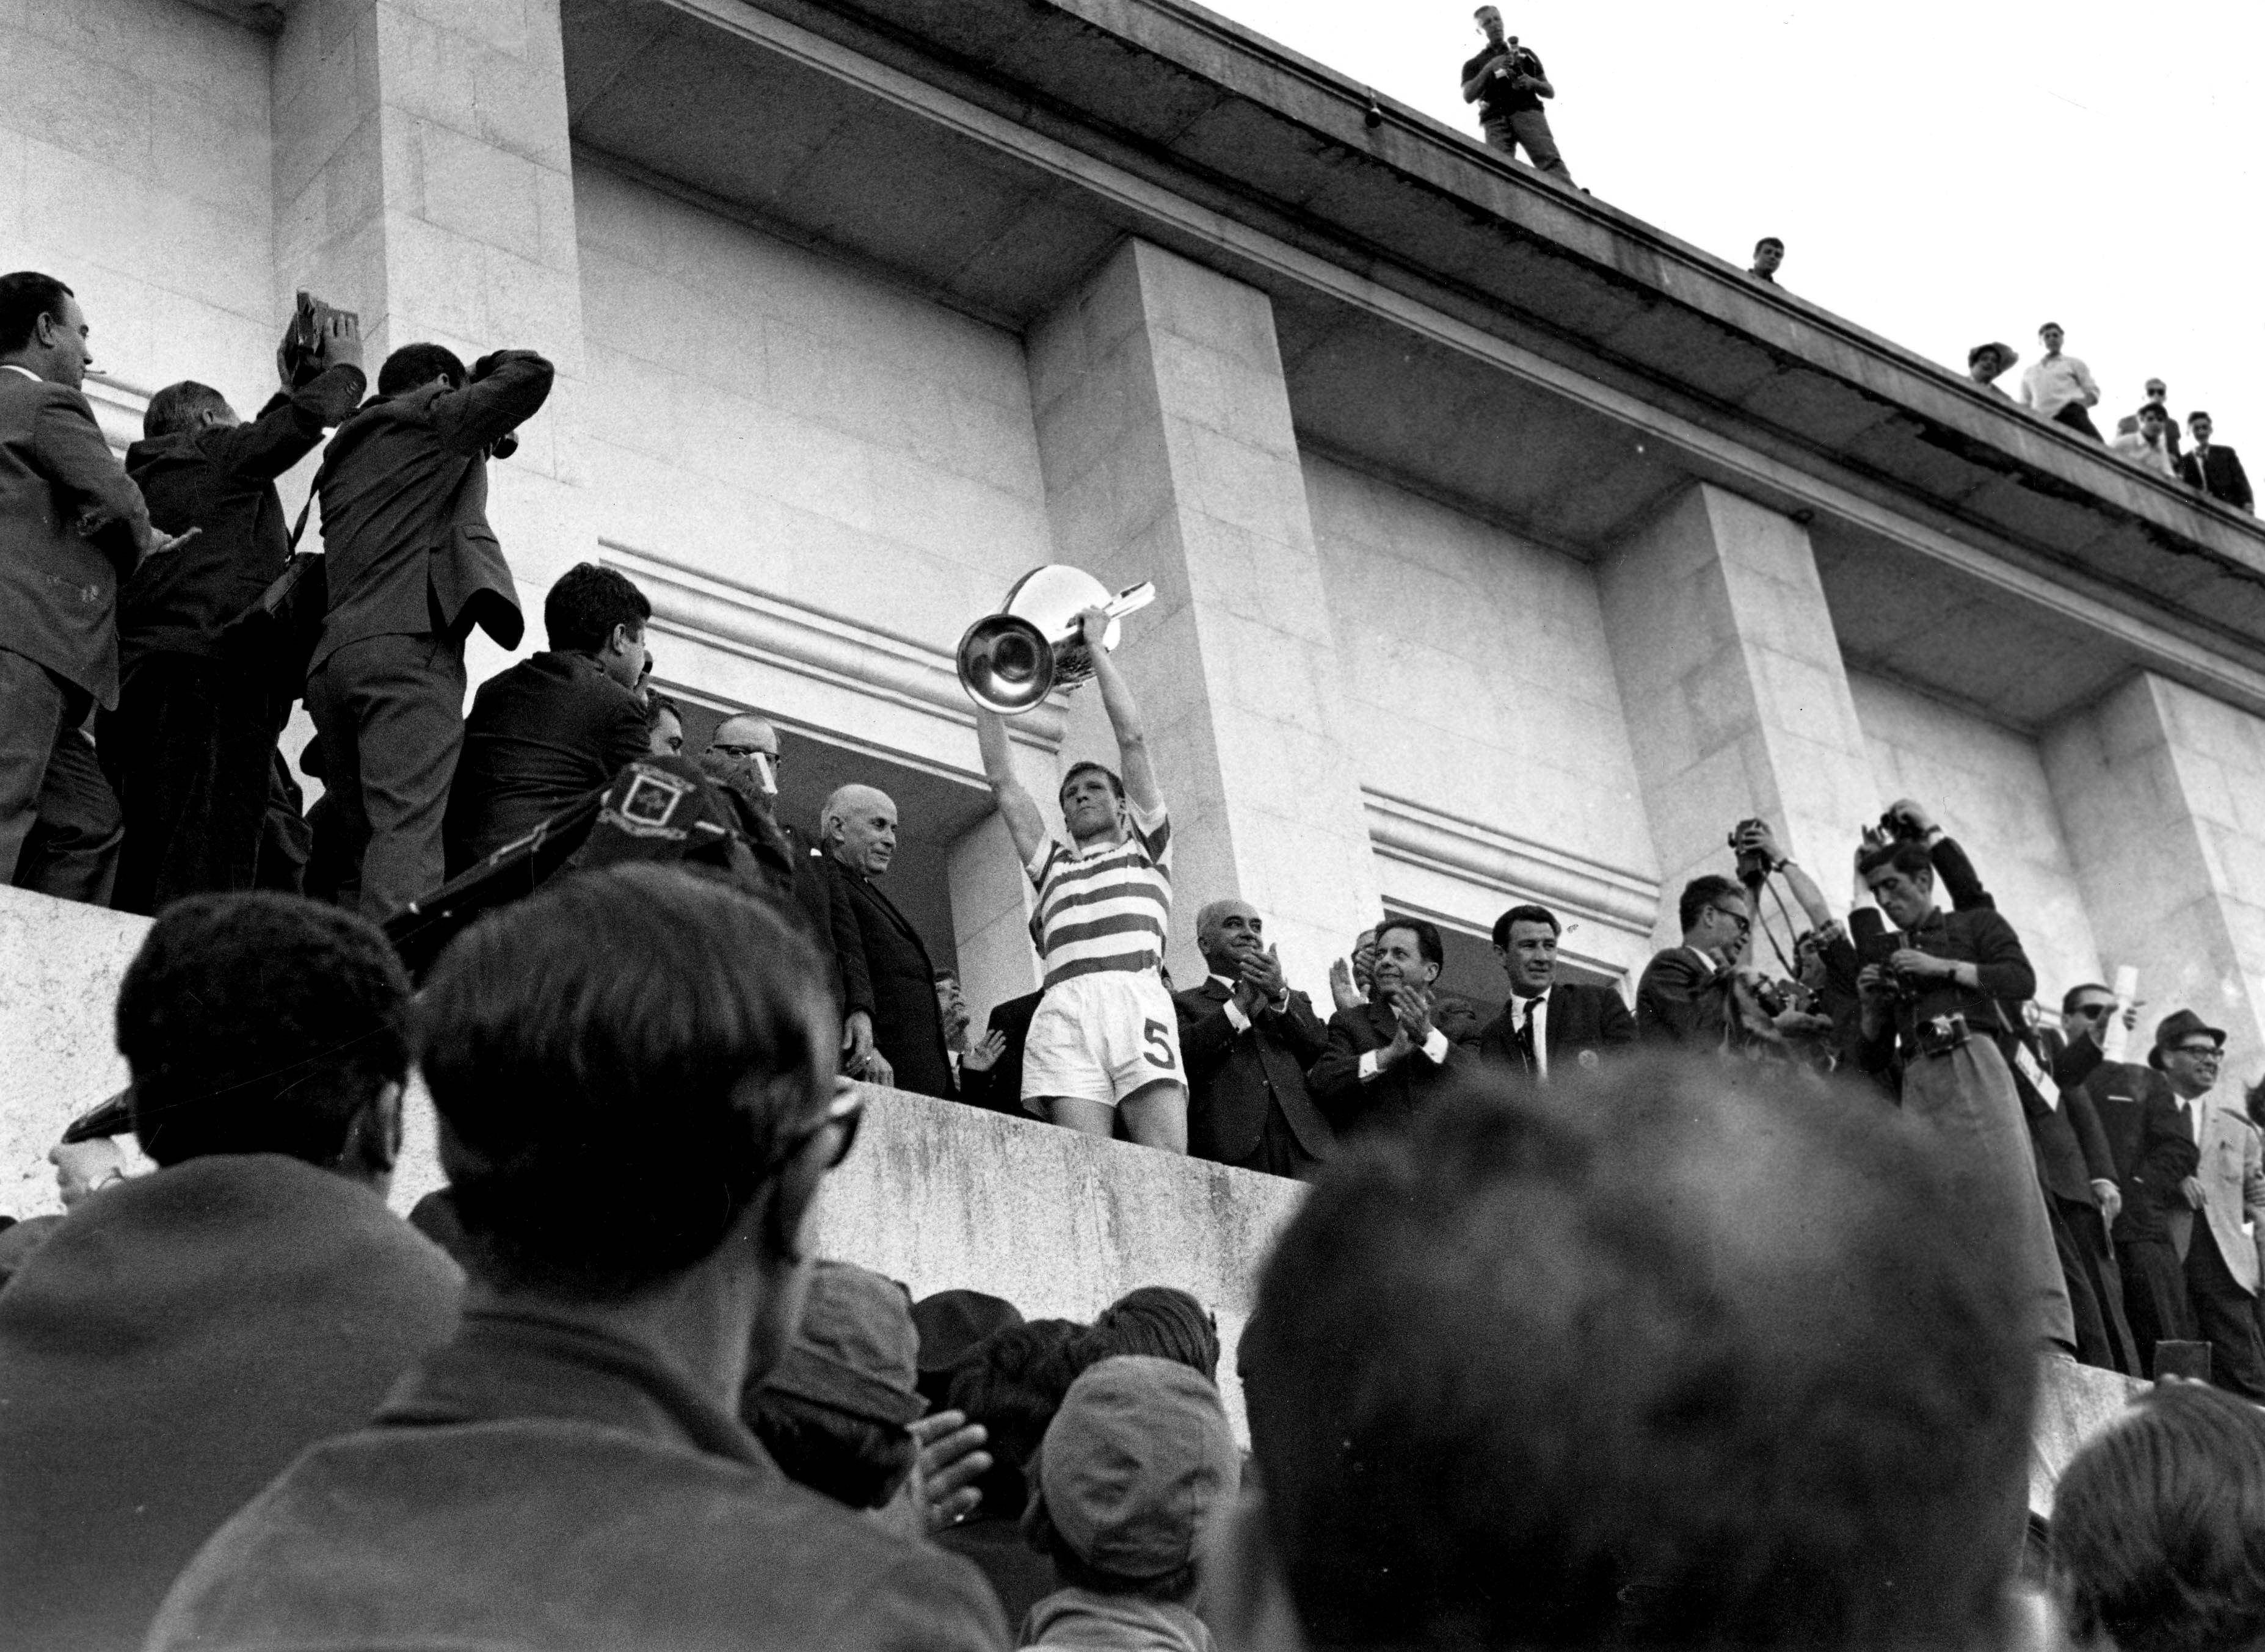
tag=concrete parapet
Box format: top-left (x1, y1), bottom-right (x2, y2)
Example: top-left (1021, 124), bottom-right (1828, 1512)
top-left (0, 885), bottom-right (2140, 1474)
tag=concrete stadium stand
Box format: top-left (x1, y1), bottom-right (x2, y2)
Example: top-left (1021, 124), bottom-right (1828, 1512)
top-left (1, 885), bottom-right (2137, 1482)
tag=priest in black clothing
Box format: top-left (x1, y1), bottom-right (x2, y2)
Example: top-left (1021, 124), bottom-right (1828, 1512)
top-left (104, 309), bottom-right (365, 912)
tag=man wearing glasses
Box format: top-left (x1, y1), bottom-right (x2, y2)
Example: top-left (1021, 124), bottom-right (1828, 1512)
top-left (147, 867), bottom-right (1008, 1650)
top-left (2037, 984), bottom-right (2143, 1373)
top-left (1635, 874), bottom-right (1750, 1048)
top-left (2147, 1010), bottom-right (2265, 1398)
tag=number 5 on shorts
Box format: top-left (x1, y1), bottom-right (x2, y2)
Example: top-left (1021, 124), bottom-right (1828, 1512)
top-left (1143, 1018), bottom-right (1177, 1071)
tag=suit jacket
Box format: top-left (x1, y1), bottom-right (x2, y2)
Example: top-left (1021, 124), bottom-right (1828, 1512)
top-left (443, 651), bottom-right (650, 874)
top-left (1478, 981), bottom-right (1637, 1076)
top-left (959, 991), bottom-right (1042, 1116)
top-left (829, 858), bottom-right (955, 1101)
top-left (1307, 998), bottom-right (1482, 1137)
top-left (2180, 444), bottom-right (2254, 512)
top-left (1635, 948), bottom-right (1731, 1048)
top-left (2034, 1035), bottom-right (2121, 1206)
top-left (313, 352), bottom-right (553, 669)
top-left (1174, 977), bottom-right (1334, 1165)
top-left (2084, 1062), bottom-right (2201, 1247)
top-left (120, 365), bottom-right (365, 669)
top-left (2175, 1102), bottom-right (2265, 1292)
top-left (0, 368), bottom-right (153, 707)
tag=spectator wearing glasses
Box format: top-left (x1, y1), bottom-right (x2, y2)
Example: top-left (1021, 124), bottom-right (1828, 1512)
top-left (2148, 1010), bottom-right (2265, 1400)
top-left (696, 712), bottom-right (857, 1017)
top-left (2180, 411), bottom-right (2254, 513)
top-left (2114, 378), bottom-right (2182, 457)
top-left (1635, 875), bottom-right (1748, 1048)
top-left (147, 867), bottom-right (1008, 1652)
top-left (2032, 984), bottom-right (2143, 1374)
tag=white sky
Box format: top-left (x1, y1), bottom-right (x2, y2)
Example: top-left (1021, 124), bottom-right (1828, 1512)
top-left (1207, 1), bottom-right (2264, 446)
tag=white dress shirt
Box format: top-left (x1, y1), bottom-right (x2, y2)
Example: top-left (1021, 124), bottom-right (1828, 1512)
top-left (1512, 991), bottom-right (1549, 1077)
top-left (2020, 353), bottom-right (2101, 421)
top-left (1210, 973), bottom-right (1287, 1034)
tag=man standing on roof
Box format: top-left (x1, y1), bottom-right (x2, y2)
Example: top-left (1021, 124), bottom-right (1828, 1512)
top-left (1461, 8), bottom-right (1574, 187)
top-left (2020, 322), bottom-right (2103, 439)
top-left (975, 609), bottom-right (1185, 1152)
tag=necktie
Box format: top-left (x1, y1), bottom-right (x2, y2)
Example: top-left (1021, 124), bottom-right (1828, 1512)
top-left (1516, 997), bottom-right (1538, 1073)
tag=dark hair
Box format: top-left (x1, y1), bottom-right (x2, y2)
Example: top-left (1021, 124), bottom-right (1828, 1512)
top-left (544, 562), bottom-right (651, 656)
top-left (1027, 1499), bottom-right (1201, 1603)
top-left (1376, 916), bottom-right (1444, 969)
top-left (947, 1318), bottom-right (1111, 1518)
top-left (1754, 237), bottom-right (1784, 253)
top-left (1491, 903), bottom-right (1561, 948)
top-left (1059, 760), bottom-right (1124, 805)
top-left (1241, 1059), bottom-right (2036, 1650)
top-left (1858, 839), bottom-right (1934, 880)
top-left (1677, 874), bottom-right (1743, 933)
top-left (0, 271), bottom-right (74, 355)
top-left (2051, 1383), bottom-right (2265, 1652)
top-left (744, 1388), bottom-right (915, 1511)
top-left (144, 381), bottom-right (233, 440)
top-left (2062, 982), bottom-right (2114, 1015)
top-left (2138, 403), bottom-right (2169, 423)
top-left (2190, 410), bottom-right (2212, 425)
top-left (1094, 1286), bottom-right (1219, 1381)
top-left (649, 694), bottom-right (682, 724)
top-left (115, 893), bottom-right (411, 1170)
top-left (376, 342), bottom-right (467, 397)
top-left (418, 865), bottom-right (832, 1300)
top-left (2040, 321), bottom-right (2063, 335)
top-left (2247, 1077), bottom-right (2265, 1132)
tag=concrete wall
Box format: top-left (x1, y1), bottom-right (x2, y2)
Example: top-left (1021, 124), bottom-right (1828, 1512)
top-left (1, 0), bottom-right (278, 408)
top-left (1848, 672), bottom-right (2104, 1005)
top-left (1306, 455), bottom-right (1656, 979)
top-left (575, 160), bottom-right (1053, 662)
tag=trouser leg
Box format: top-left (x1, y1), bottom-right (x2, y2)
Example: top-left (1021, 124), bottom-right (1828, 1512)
top-left (0, 648), bottom-right (68, 885)
top-left (18, 719), bottom-right (123, 906)
top-left (2054, 403), bottom-right (2104, 440)
top-left (2047, 1192), bottom-right (2117, 1371)
top-left (316, 633), bottom-right (467, 919)
top-left (253, 748), bottom-right (313, 894)
top-left (1507, 108), bottom-right (1573, 183)
top-left (2185, 1222), bottom-right (2265, 1400)
top-left (100, 655), bottom-right (276, 914)
top-left (2120, 1237), bottom-right (2194, 1374)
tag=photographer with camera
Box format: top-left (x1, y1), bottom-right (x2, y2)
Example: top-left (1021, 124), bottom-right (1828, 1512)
top-left (103, 296), bottom-right (366, 914)
top-left (307, 338), bottom-right (553, 918)
top-left (1854, 831), bottom-right (2075, 1351)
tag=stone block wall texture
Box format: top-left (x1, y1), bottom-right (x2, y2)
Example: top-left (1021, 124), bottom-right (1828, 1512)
top-left (2046, 673), bottom-right (2265, 1086)
top-left (575, 163), bottom-right (1056, 661)
top-left (1305, 455), bottom-right (1656, 955)
top-left (1027, 240), bottom-right (1381, 994)
top-left (1599, 484), bottom-right (1880, 947)
top-left (1848, 671), bottom-right (2104, 1006)
top-left (0, 0), bottom-right (278, 408)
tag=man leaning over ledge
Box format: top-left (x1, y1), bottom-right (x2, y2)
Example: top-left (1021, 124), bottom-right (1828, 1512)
top-left (0, 270), bottom-right (194, 905)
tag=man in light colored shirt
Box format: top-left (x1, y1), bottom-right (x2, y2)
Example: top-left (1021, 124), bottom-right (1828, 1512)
top-left (2115, 378), bottom-right (2182, 458)
top-left (2111, 403), bottom-right (2181, 479)
top-left (2019, 321), bottom-right (2104, 438)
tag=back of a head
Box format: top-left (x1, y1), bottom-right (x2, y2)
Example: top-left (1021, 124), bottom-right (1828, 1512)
top-left (544, 562), bottom-right (650, 656)
top-left (376, 342), bottom-right (467, 397)
top-left (1241, 1054), bottom-right (2037, 1650)
top-left (2051, 1383), bottom-right (2265, 1652)
top-left (143, 381), bottom-right (231, 440)
top-left (948, 1317), bottom-right (1111, 1520)
top-left (116, 893), bottom-right (412, 1170)
top-left (416, 864), bottom-right (833, 1300)
top-left (0, 270), bottom-right (71, 356)
top-left (1094, 1286), bottom-right (1219, 1382)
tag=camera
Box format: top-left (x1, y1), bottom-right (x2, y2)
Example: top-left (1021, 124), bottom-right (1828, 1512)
top-left (1727, 817), bottom-right (1773, 884)
top-left (1876, 804), bottom-right (1927, 844)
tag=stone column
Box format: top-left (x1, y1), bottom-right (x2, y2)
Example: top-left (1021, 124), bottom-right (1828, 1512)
top-left (2044, 672), bottom-right (2265, 1081)
top-left (1597, 483), bottom-right (1877, 944)
top-left (1023, 239), bottom-right (1379, 995)
top-left (271, 0), bottom-right (598, 639)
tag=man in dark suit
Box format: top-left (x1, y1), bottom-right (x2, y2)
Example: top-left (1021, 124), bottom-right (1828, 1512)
top-left (1635, 875), bottom-right (1748, 1047)
top-left (1174, 898), bottom-right (1334, 1179)
top-left (0, 272), bottom-right (190, 904)
top-left (2036, 982), bottom-right (2143, 1374)
top-left (103, 312), bottom-right (366, 913)
top-left (2180, 412), bottom-right (2253, 513)
top-left (443, 563), bottom-right (652, 875)
top-left (1478, 902), bottom-right (1635, 1079)
top-left (2084, 1031), bottom-right (2204, 1375)
top-left (307, 340), bottom-right (553, 917)
top-left (823, 783), bottom-right (954, 1099)
top-left (955, 989), bottom-right (1042, 1115)
top-left (1309, 916), bottom-right (1481, 1137)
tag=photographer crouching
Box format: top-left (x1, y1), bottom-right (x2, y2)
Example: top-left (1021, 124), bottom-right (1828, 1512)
top-left (1855, 832), bottom-right (2076, 1352)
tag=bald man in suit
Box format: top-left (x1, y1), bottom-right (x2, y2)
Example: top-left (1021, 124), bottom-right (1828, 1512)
top-left (823, 783), bottom-right (954, 1099)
